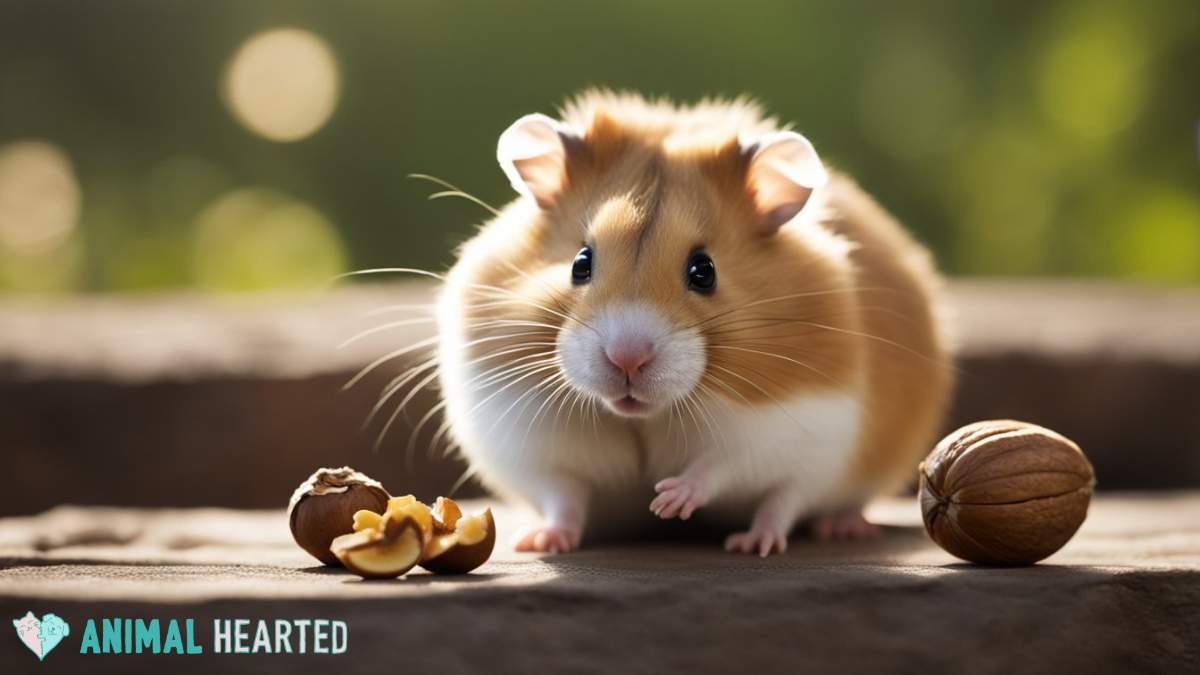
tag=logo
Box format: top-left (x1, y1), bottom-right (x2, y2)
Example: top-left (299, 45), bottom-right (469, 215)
top-left (12, 611), bottom-right (71, 661)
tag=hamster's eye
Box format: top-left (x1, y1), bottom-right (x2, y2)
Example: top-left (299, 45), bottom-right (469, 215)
top-left (686, 251), bottom-right (716, 294)
top-left (572, 246), bottom-right (593, 285)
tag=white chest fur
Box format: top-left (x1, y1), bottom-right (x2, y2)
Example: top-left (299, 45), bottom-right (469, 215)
top-left (645, 391), bottom-right (863, 511)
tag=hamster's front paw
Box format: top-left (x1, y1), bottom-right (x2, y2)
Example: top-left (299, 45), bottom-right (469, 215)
top-left (650, 475), bottom-right (708, 520)
top-left (513, 524), bottom-right (581, 554)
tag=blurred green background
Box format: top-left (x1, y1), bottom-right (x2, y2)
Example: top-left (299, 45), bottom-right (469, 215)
top-left (1, 0), bottom-right (1197, 294)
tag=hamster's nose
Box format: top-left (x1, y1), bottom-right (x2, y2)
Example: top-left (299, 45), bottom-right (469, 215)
top-left (605, 343), bottom-right (654, 378)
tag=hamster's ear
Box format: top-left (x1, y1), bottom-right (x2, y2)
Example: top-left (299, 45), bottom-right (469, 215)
top-left (497, 113), bottom-right (579, 208)
top-left (742, 131), bottom-right (828, 231)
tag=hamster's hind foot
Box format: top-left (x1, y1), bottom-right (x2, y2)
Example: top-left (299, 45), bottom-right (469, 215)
top-left (809, 509), bottom-right (882, 541)
top-left (724, 526), bottom-right (789, 557)
top-left (513, 524), bottom-right (581, 554)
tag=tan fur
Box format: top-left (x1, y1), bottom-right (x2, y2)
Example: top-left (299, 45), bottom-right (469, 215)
top-left (448, 90), bottom-right (953, 506)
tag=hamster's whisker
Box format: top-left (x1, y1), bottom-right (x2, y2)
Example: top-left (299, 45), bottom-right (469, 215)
top-left (768, 319), bottom-right (951, 370)
top-left (364, 355), bottom-right (440, 429)
top-left (461, 280), bottom-right (579, 322)
top-left (454, 330), bottom-right (553, 352)
top-left (694, 380), bottom-right (738, 415)
top-left (718, 340), bottom-right (858, 384)
top-left (702, 314), bottom-right (826, 333)
top-left (589, 397), bottom-right (601, 441)
top-left (362, 303), bottom-right (435, 318)
top-left (700, 372), bottom-right (756, 411)
top-left (709, 352), bottom-right (795, 394)
top-left (464, 364), bottom-right (558, 406)
top-left (388, 343), bottom-right (551, 421)
top-left (683, 284), bottom-right (923, 334)
top-left (701, 309), bottom-right (907, 337)
top-left (461, 277), bottom-right (591, 333)
top-left (468, 355), bottom-right (559, 391)
top-left (444, 465), bottom-right (480, 500)
top-left (706, 344), bottom-right (847, 390)
top-left (407, 173), bottom-right (501, 217)
top-left (682, 389), bottom-right (711, 445)
top-left (698, 371), bottom-right (816, 469)
top-left (519, 378), bottom-right (574, 451)
top-left (404, 398), bottom-right (451, 468)
top-left (495, 259), bottom-right (569, 305)
top-left (693, 389), bottom-right (725, 448)
top-left (463, 345), bottom-right (554, 368)
top-left (707, 343), bottom-right (874, 425)
top-left (465, 361), bottom-right (564, 422)
top-left (365, 297), bottom-right (540, 320)
top-left (463, 318), bottom-right (564, 333)
top-left (427, 189), bottom-right (499, 212)
top-left (457, 342), bottom-right (559, 372)
top-left (342, 335), bottom-right (440, 391)
top-left (677, 393), bottom-right (704, 447)
top-left (665, 398), bottom-right (675, 439)
top-left (822, 303), bottom-right (928, 326)
top-left (568, 388), bottom-right (590, 441)
top-left (693, 379), bottom-right (736, 425)
top-left (428, 416), bottom-right (456, 459)
top-left (338, 317), bottom-right (437, 350)
top-left (707, 362), bottom-right (819, 440)
top-left (496, 259), bottom-right (594, 332)
top-left (706, 364), bottom-right (790, 417)
top-left (334, 267), bottom-right (445, 283)
top-left (550, 381), bottom-right (580, 446)
top-left (347, 327), bottom-right (550, 393)
top-left (671, 399), bottom-right (690, 451)
top-left (687, 387), bottom-right (725, 449)
top-left (703, 313), bottom-right (955, 373)
top-left (487, 370), bottom-right (566, 441)
top-left (565, 390), bottom-right (589, 445)
top-left (682, 287), bottom-right (868, 332)
top-left (373, 368), bottom-right (442, 452)
top-left (335, 268), bottom-right (580, 332)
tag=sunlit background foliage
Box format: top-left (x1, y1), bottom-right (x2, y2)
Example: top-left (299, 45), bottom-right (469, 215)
top-left (0, 0), bottom-right (1196, 293)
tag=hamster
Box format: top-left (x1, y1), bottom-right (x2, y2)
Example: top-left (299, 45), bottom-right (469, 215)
top-left (436, 91), bottom-right (954, 556)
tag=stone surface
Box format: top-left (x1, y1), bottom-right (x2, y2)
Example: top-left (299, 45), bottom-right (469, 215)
top-left (1, 494), bottom-right (1197, 673)
top-left (0, 280), bottom-right (1198, 517)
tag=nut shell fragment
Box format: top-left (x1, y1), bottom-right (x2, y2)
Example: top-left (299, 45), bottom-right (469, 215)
top-left (330, 514), bottom-right (425, 579)
top-left (919, 420), bottom-right (1095, 565)
top-left (431, 496), bottom-right (463, 534)
top-left (420, 508), bottom-right (496, 574)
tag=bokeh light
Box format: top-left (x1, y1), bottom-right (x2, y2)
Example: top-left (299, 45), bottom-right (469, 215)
top-left (1036, 4), bottom-right (1150, 140)
top-left (222, 28), bottom-right (340, 142)
top-left (1114, 189), bottom-right (1200, 283)
top-left (0, 140), bottom-right (81, 256)
top-left (0, 140), bottom-right (83, 292)
top-left (193, 188), bottom-right (347, 291)
top-left (1, 2), bottom-right (1197, 292)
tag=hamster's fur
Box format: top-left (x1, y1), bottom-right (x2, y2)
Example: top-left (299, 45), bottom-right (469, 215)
top-left (436, 91), bottom-right (954, 555)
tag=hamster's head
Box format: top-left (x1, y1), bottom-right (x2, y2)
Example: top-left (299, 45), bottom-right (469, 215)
top-left (457, 99), bottom-right (859, 421)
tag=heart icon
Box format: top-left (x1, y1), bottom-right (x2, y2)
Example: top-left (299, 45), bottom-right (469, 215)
top-left (12, 611), bottom-right (70, 660)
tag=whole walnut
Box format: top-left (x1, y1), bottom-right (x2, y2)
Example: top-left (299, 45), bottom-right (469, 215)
top-left (919, 420), bottom-right (1094, 565)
